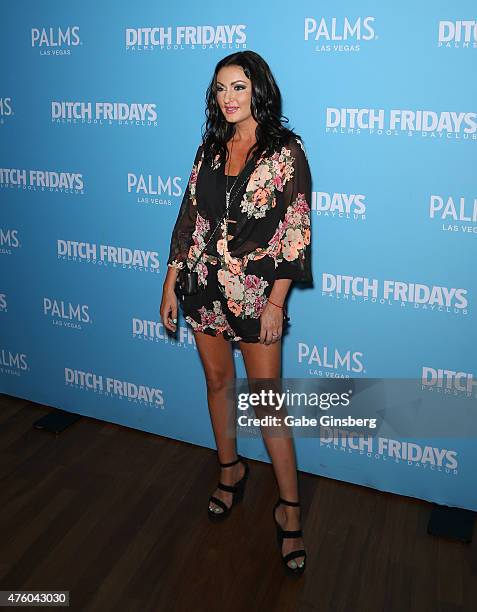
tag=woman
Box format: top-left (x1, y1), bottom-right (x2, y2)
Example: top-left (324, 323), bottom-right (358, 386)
top-left (160, 50), bottom-right (312, 576)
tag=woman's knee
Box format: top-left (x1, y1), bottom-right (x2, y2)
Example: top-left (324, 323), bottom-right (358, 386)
top-left (194, 331), bottom-right (234, 394)
top-left (205, 368), bottom-right (234, 395)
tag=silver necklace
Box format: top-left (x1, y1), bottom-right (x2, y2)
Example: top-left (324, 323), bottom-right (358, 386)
top-left (224, 135), bottom-right (253, 210)
top-left (223, 134), bottom-right (256, 245)
top-left (225, 134), bottom-right (241, 210)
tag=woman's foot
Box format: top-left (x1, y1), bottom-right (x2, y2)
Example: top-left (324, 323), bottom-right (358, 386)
top-left (274, 502), bottom-right (306, 570)
top-left (208, 459), bottom-right (247, 515)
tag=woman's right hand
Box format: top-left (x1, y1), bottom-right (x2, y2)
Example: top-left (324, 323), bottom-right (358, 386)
top-left (160, 267), bottom-right (179, 333)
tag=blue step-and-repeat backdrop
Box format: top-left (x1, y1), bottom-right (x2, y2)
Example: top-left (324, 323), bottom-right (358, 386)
top-left (1, 2), bottom-right (476, 511)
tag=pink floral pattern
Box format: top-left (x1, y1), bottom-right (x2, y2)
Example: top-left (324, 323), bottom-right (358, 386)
top-left (269, 192), bottom-right (311, 264)
top-left (216, 218), bottom-right (269, 318)
top-left (240, 146), bottom-right (295, 219)
top-left (247, 192), bottom-right (311, 268)
top-left (185, 300), bottom-right (242, 340)
top-left (189, 151), bottom-right (203, 206)
top-left (186, 212), bottom-right (218, 287)
top-left (168, 258), bottom-right (184, 270)
top-left (217, 268), bottom-right (269, 319)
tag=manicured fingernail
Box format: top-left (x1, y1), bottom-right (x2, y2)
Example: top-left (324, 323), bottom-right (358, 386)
top-left (172, 318), bottom-right (177, 323)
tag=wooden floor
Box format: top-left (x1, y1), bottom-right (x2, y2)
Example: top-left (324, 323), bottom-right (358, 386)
top-left (0, 393), bottom-right (476, 612)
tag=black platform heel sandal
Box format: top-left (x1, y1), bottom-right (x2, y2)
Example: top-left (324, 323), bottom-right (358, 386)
top-left (273, 497), bottom-right (307, 576)
top-left (208, 455), bottom-right (250, 522)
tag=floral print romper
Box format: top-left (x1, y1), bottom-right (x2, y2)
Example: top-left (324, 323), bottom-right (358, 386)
top-left (167, 134), bottom-right (313, 342)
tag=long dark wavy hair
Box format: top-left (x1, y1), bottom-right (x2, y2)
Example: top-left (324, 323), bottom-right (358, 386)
top-left (202, 50), bottom-right (296, 167)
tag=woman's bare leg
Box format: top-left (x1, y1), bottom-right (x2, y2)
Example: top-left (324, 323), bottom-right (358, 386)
top-left (239, 339), bottom-right (305, 569)
top-left (193, 330), bottom-right (246, 514)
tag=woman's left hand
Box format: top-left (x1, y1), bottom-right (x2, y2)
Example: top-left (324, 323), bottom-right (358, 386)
top-left (259, 302), bottom-right (283, 345)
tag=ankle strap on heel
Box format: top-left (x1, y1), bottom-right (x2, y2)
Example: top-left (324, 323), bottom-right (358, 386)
top-left (278, 497), bottom-right (300, 507)
top-left (217, 481), bottom-right (238, 493)
top-left (282, 528), bottom-right (303, 539)
top-left (219, 456), bottom-right (241, 468)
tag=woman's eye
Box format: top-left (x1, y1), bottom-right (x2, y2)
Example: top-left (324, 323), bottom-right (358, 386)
top-left (216, 85), bottom-right (245, 93)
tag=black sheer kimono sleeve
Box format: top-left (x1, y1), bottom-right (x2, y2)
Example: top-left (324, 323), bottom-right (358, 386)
top-left (166, 144), bottom-right (203, 270)
top-left (274, 136), bottom-right (313, 282)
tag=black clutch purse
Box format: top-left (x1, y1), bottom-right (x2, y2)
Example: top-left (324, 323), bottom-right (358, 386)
top-left (175, 269), bottom-right (199, 298)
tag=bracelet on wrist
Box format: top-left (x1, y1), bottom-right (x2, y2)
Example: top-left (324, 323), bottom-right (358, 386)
top-left (267, 298), bottom-right (284, 309)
